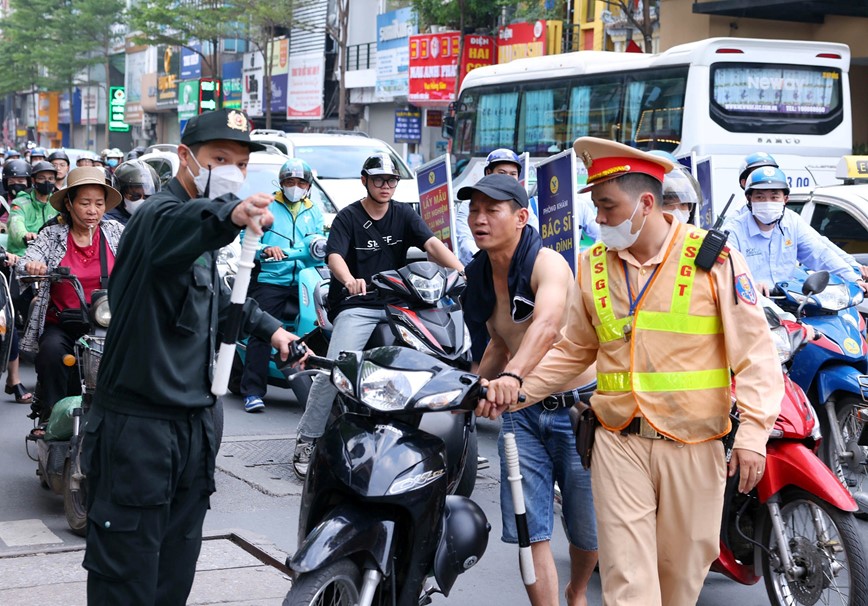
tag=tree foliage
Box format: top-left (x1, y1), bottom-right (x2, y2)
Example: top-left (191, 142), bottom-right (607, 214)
top-left (0, 0), bottom-right (124, 96)
top-left (410, 0), bottom-right (507, 33)
top-left (128, 0), bottom-right (242, 78)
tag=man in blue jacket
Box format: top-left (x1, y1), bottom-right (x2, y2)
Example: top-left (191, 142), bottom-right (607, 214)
top-left (240, 158), bottom-right (325, 412)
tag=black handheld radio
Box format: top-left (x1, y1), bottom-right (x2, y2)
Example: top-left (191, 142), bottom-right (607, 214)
top-left (694, 194), bottom-right (735, 271)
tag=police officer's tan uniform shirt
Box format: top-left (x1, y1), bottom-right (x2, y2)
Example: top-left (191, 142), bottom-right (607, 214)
top-left (521, 217), bottom-right (783, 456)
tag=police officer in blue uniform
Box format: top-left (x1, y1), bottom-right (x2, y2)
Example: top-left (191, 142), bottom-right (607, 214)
top-left (82, 108), bottom-right (304, 606)
top-left (721, 166), bottom-right (868, 295)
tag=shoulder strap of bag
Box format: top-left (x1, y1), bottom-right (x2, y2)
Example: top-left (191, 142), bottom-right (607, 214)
top-left (350, 202), bottom-right (398, 268)
top-left (98, 226), bottom-right (109, 289)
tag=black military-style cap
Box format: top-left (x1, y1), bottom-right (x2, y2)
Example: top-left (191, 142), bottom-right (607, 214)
top-left (180, 109), bottom-right (266, 152)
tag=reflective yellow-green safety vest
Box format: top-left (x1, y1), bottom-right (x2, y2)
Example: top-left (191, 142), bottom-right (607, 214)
top-left (588, 228), bottom-right (730, 399)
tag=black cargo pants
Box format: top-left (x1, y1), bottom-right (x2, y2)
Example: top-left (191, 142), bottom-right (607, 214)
top-left (81, 404), bottom-right (217, 606)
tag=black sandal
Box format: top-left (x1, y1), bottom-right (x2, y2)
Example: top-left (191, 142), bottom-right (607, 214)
top-left (6, 383), bottom-right (33, 404)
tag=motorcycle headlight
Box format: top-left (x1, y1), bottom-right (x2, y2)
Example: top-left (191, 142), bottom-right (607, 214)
top-left (408, 272), bottom-right (445, 304)
top-left (788, 283), bottom-right (852, 311)
top-left (769, 325), bottom-right (792, 364)
top-left (93, 297), bottom-right (111, 328)
top-left (359, 361), bottom-right (432, 411)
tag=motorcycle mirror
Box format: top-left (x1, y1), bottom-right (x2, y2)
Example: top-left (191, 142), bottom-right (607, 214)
top-left (802, 271), bottom-right (829, 296)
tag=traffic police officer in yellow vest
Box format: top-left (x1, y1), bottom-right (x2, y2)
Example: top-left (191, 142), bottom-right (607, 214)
top-left (477, 137), bottom-right (783, 606)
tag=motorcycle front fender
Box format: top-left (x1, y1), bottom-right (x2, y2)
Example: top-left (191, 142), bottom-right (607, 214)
top-left (288, 503), bottom-right (396, 576)
top-left (758, 441), bottom-right (857, 512)
top-left (816, 365), bottom-right (867, 405)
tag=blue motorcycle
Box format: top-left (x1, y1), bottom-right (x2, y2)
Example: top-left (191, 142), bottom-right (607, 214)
top-left (228, 235), bottom-right (331, 408)
top-left (774, 269), bottom-right (868, 513)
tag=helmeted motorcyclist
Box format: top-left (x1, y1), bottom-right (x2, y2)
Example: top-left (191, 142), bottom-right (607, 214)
top-left (2, 159), bottom-right (32, 211)
top-left (738, 152), bottom-right (778, 190)
top-left (239, 158), bottom-right (325, 413)
top-left (48, 150), bottom-right (71, 187)
top-left (104, 148), bottom-right (123, 172)
top-left (735, 151), bottom-right (868, 279)
top-left (291, 152), bottom-right (463, 476)
top-left (29, 147), bottom-right (47, 164)
top-left (661, 165), bottom-right (701, 224)
top-left (106, 159), bottom-right (161, 225)
top-left (722, 166), bottom-right (868, 296)
top-left (8, 161), bottom-right (59, 256)
top-left (76, 151), bottom-right (97, 168)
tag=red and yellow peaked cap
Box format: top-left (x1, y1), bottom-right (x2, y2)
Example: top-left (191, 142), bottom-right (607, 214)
top-left (573, 137), bottom-right (675, 193)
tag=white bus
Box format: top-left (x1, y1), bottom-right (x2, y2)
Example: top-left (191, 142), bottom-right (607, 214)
top-left (445, 37), bottom-right (851, 226)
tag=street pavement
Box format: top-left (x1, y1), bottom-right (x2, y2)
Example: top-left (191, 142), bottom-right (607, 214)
top-left (0, 361), bottom-right (835, 605)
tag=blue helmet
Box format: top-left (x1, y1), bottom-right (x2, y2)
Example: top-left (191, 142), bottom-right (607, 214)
top-left (745, 166), bottom-right (789, 196)
top-left (5, 149), bottom-right (20, 159)
top-left (484, 148), bottom-right (522, 176)
top-left (279, 158), bottom-right (313, 183)
top-left (739, 152), bottom-right (778, 185)
top-left (30, 146), bottom-right (47, 159)
top-left (648, 150), bottom-right (679, 164)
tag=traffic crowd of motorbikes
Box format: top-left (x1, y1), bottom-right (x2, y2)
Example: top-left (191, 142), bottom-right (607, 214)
top-left (4, 132), bottom-right (868, 606)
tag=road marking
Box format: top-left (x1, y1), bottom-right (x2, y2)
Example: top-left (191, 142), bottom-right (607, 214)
top-left (0, 520), bottom-right (63, 547)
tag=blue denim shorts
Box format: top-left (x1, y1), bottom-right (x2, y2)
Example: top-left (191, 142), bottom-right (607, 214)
top-left (498, 403), bottom-right (597, 551)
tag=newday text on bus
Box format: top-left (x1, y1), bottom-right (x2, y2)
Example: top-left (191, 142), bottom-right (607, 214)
top-left (445, 37), bottom-right (851, 228)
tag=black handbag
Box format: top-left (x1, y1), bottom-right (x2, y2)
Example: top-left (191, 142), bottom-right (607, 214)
top-left (58, 227), bottom-right (110, 339)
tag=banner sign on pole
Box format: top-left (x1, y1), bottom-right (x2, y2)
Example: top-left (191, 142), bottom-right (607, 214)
top-left (415, 155), bottom-right (455, 250)
top-left (535, 149), bottom-right (578, 274)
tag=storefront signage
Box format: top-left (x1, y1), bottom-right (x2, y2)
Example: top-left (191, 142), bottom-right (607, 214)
top-left (408, 32), bottom-right (460, 105)
top-left (497, 21), bottom-right (547, 64)
top-left (108, 86), bottom-right (130, 132)
top-left (394, 109), bottom-right (422, 142)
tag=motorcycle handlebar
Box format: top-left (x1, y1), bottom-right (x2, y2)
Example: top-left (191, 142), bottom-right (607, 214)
top-left (479, 386), bottom-right (527, 404)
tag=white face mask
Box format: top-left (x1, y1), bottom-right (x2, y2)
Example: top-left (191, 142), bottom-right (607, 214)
top-left (124, 198), bottom-right (145, 214)
top-left (599, 198), bottom-right (646, 251)
top-left (664, 208), bottom-right (690, 224)
top-left (282, 185), bottom-right (306, 203)
top-left (187, 152), bottom-right (246, 198)
top-left (751, 201), bottom-right (784, 225)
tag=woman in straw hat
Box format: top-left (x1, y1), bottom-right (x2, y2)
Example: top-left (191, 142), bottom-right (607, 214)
top-left (16, 166), bottom-right (124, 431)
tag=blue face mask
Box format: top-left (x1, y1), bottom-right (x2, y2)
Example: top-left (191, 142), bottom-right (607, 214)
top-left (107, 158), bottom-right (119, 168)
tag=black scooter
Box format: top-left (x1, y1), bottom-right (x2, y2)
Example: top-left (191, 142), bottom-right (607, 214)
top-left (279, 345), bottom-right (493, 606)
top-left (293, 261), bottom-right (479, 496)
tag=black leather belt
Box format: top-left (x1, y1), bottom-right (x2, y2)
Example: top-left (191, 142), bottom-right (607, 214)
top-left (541, 389), bottom-right (581, 411)
top-left (620, 417), bottom-right (672, 441)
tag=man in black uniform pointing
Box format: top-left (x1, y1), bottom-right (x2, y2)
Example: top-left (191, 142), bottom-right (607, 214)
top-left (82, 109), bottom-right (304, 605)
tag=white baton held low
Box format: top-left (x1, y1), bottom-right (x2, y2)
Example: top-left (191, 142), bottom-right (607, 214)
top-left (211, 229), bottom-right (261, 396)
top-left (504, 432), bottom-right (536, 585)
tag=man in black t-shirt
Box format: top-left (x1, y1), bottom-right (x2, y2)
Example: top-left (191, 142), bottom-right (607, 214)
top-left (293, 153), bottom-right (463, 477)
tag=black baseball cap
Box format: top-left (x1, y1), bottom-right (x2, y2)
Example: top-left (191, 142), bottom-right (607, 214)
top-left (457, 173), bottom-right (529, 208)
top-left (180, 109), bottom-right (266, 152)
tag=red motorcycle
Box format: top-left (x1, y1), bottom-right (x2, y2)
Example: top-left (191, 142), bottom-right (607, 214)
top-left (712, 284), bottom-right (868, 605)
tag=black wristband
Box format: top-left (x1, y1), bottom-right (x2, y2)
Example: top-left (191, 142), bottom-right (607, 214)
top-left (497, 371), bottom-right (524, 387)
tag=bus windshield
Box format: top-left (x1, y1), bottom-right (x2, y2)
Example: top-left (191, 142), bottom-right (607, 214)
top-left (709, 63), bottom-right (843, 134)
top-left (452, 66), bottom-right (689, 163)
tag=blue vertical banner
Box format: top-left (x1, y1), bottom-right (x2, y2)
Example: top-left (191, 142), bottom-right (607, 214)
top-left (415, 155), bottom-right (455, 249)
top-left (535, 149), bottom-right (578, 274)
